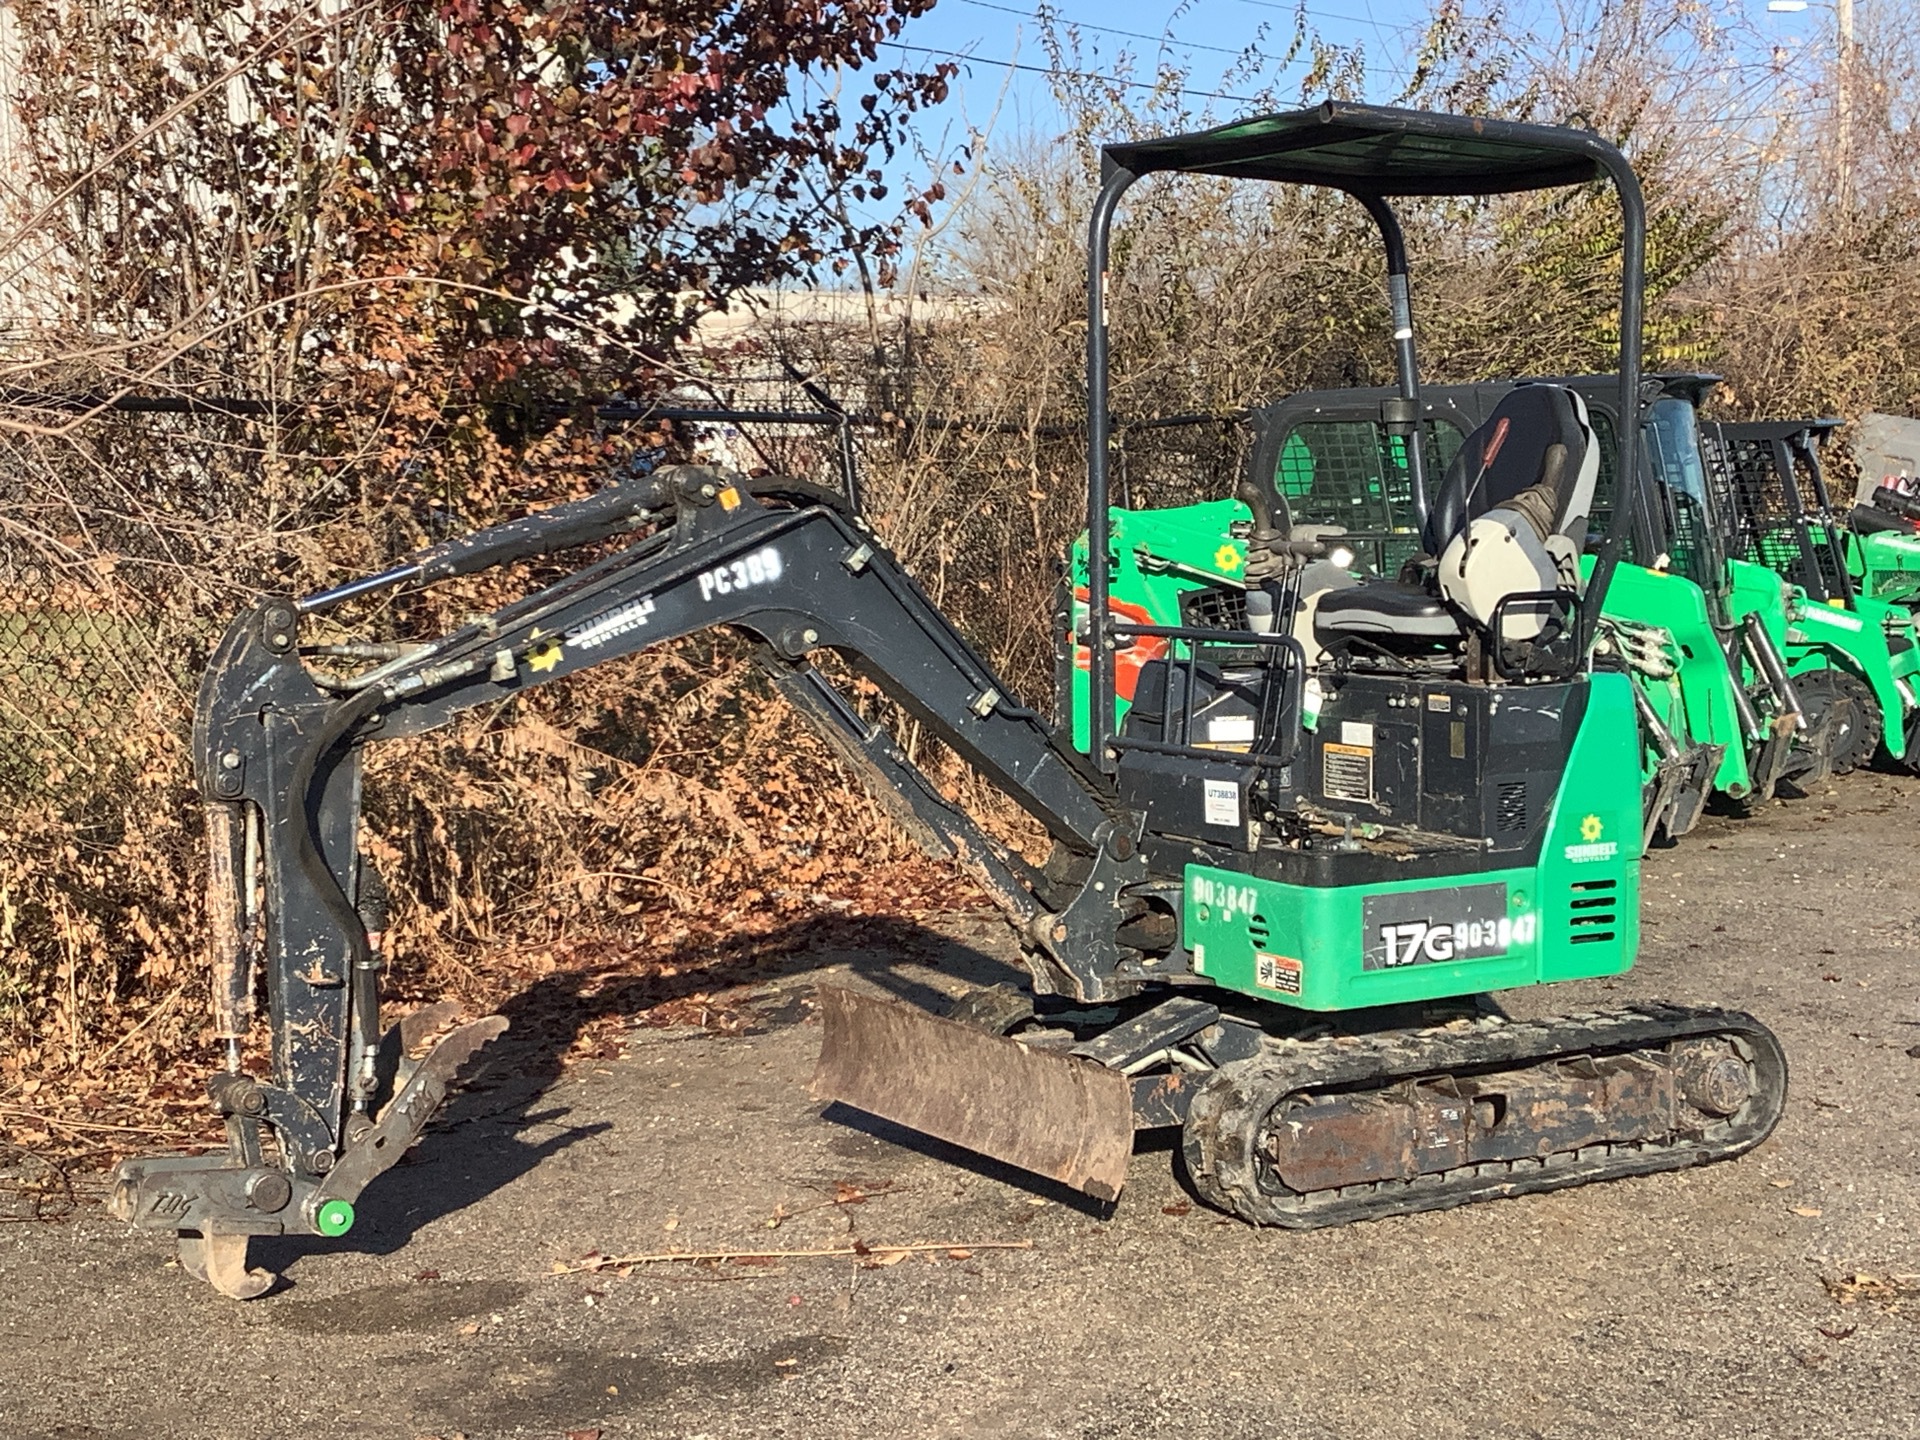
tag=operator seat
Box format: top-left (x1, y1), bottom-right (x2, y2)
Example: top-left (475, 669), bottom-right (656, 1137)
top-left (1313, 384), bottom-right (1599, 648)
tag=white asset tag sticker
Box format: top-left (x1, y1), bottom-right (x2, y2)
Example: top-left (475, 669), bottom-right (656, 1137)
top-left (1202, 779), bottom-right (1241, 828)
top-left (1206, 714), bottom-right (1257, 745)
top-left (1340, 720), bottom-right (1375, 748)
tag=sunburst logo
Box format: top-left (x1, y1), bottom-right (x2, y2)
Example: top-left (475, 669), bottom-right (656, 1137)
top-left (1580, 814), bottom-right (1604, 843)
top-left (1214, 543), bottom-right (1243, 573)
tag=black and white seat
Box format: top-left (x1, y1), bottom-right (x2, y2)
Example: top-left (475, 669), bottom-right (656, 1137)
top-left (1313, 384), bottom-right (1599, 650)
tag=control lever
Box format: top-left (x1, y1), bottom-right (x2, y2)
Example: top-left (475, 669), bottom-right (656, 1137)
top-left (1244, 533), bottom-right (1335, 634)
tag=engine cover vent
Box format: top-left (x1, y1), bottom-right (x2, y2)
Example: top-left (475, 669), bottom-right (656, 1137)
top-left (1567, 878), bottom-right (1618, 945)
top-left (1496, 780), bottom-right (1528, 833)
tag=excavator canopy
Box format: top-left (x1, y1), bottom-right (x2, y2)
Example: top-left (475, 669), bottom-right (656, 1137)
top-left (1100, 101), bottom-right (1617, 196)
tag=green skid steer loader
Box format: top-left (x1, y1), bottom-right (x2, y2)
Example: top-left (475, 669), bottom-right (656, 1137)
top-left (1704, 418), bottom-right (1920, 767)
top-left (1583, 381), bottom-right (1920, 794)
top-left (108, 105), bottom-right (1788, 1299)
top-left (1765, 420), bottom-right (1920, 612)
top-left (1843, 485), bottom-right (1920, 611)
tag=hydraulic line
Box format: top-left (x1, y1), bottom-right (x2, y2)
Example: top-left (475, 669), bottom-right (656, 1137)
top-left (1632, 680), bottom-right (1685, 763)
top-left (1723, 630), bottom-right (1767, 740)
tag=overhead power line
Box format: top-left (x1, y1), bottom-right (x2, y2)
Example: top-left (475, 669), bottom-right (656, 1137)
top-left (892, 31), bottom-right (1829, 132)
top-left (956, 0), bottom-right (1286, 59)
top-left (883, 39), bottom-right (1265, 103)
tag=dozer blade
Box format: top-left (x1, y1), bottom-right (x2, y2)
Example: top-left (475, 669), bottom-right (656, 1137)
top-left (811, 985), bottom-right (1135, 1202)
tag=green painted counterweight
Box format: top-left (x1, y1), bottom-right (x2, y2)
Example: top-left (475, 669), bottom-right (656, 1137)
top-left (1181, 671), bottom-right (1641, 1011)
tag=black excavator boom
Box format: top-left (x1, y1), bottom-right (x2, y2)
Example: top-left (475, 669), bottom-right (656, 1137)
top-left (110, 467), bottom-right (1160, 1293)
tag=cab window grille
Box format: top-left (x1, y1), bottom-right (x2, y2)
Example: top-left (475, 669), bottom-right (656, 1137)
top-left (1274, 419), bottom-right (1463, 575)
top-left (1704, 431), bottom-right (1846, 597)
top-left (1586, 413), bottom-right (1622, 550)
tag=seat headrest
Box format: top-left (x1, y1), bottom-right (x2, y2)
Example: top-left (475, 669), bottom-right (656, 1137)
top-left (1423, 385), bottom-right (1597, 556)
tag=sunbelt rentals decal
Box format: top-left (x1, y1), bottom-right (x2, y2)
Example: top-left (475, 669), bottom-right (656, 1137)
top-left (1563, 812), bottom-right (1618, 864)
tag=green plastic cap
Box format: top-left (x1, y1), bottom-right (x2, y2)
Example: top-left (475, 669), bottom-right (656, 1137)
top-left (314, 1199), bottom-right (355, 1237)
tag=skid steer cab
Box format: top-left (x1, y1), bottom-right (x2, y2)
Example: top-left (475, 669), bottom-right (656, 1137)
top-left (113, 103), bottom-right (1785, 1298)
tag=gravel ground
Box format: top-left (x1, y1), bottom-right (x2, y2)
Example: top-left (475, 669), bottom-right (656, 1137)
top-left (3, 775), bottom-right (1918, 1440)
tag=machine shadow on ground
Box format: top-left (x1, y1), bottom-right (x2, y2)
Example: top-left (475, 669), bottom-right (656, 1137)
top-left (254, 910), bottom-right (1049, 1283)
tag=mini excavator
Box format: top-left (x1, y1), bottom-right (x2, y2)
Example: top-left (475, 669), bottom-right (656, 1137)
top-left (111, 104), bottom-right (1788, 1297)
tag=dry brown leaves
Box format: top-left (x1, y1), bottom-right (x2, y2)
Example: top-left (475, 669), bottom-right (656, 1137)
top-left (1822, 1271), bottom-right (1920, 1313)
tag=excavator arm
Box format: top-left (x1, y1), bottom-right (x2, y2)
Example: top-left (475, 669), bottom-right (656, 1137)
top-left (110, 466), bottom-right (1151, 1294)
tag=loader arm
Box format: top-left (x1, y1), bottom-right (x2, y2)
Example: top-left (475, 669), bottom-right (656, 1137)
top-left (112, 466), bottom-right (1150, 1292)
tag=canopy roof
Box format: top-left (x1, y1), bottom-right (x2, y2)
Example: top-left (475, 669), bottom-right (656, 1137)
top-left (1101, 102), bottom-right (1616, 197)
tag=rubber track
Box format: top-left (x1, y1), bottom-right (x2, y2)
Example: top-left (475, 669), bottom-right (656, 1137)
top-left (1182, 1004), bottom-right (1788, 1228)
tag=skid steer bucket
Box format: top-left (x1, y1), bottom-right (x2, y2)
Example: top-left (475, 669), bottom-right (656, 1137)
top-left (811, 986), bottom-right (1136, 1201)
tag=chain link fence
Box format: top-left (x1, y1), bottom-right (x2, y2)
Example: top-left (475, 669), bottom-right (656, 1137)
top-left (0, 390), bottom-right (1258, 1071)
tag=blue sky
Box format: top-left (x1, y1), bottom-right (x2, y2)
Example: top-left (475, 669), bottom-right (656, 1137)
top-left (885, 0), bottom-right (1438, 141)
top-left (868, 0), bottom-right (1838, 157)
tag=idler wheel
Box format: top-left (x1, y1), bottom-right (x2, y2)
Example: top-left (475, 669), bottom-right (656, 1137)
top-left (1672, 1041), bottom-right (1754, 1117)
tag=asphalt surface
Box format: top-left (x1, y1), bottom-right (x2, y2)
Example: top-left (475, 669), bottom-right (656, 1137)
top-left (3, 775), bottom-right (1918, 1439)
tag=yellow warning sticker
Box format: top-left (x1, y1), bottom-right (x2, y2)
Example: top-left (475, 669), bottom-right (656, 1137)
top-left (1254, 952), bottom-right (1303, 995)
top-left (717, 485), bottom-right (742, 511)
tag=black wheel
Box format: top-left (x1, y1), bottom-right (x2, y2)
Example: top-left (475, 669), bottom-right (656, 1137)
top-left (1822, 667), bottom-right (1883, 773)
top-left (1792, 668), bottom-right (1873, 777)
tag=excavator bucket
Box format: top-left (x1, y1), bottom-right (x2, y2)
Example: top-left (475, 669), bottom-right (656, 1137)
top-left (811, 986), bottom-right (1136, 1201)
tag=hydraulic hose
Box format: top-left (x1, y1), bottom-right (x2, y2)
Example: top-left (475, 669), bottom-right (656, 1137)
top-left (1723, 630), bottom-right (1766, 742)
top-left (1631, 681), bottom-right (1685, 764)
top-left (299, 469), bottom-right (674, 613)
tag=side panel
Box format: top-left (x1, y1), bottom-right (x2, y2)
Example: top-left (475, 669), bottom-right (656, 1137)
top-left (1593, 558), bottom-right (1754, 797)
top-left (1183, 672), bottom-right (1642, 1011)
top-left (1852, 531), bottom-right (1920, 606)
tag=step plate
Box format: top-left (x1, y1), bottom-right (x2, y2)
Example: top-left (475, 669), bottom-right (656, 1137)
top-left (812, 986), bottom-right (1135, 1201)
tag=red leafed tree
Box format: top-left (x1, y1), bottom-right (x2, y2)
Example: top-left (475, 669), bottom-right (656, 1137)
top-left (4, 0), bottom-right (952, 412)
top-left (0, 1), bottom-right (958, 1076)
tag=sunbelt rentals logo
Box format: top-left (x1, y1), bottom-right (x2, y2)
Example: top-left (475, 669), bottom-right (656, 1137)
top-left (1563, 813), bottom-right (1617, 864)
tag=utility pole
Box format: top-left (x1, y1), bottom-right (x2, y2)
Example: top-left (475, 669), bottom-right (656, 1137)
top-left (1835, 0), bottom-right (1855, 214)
